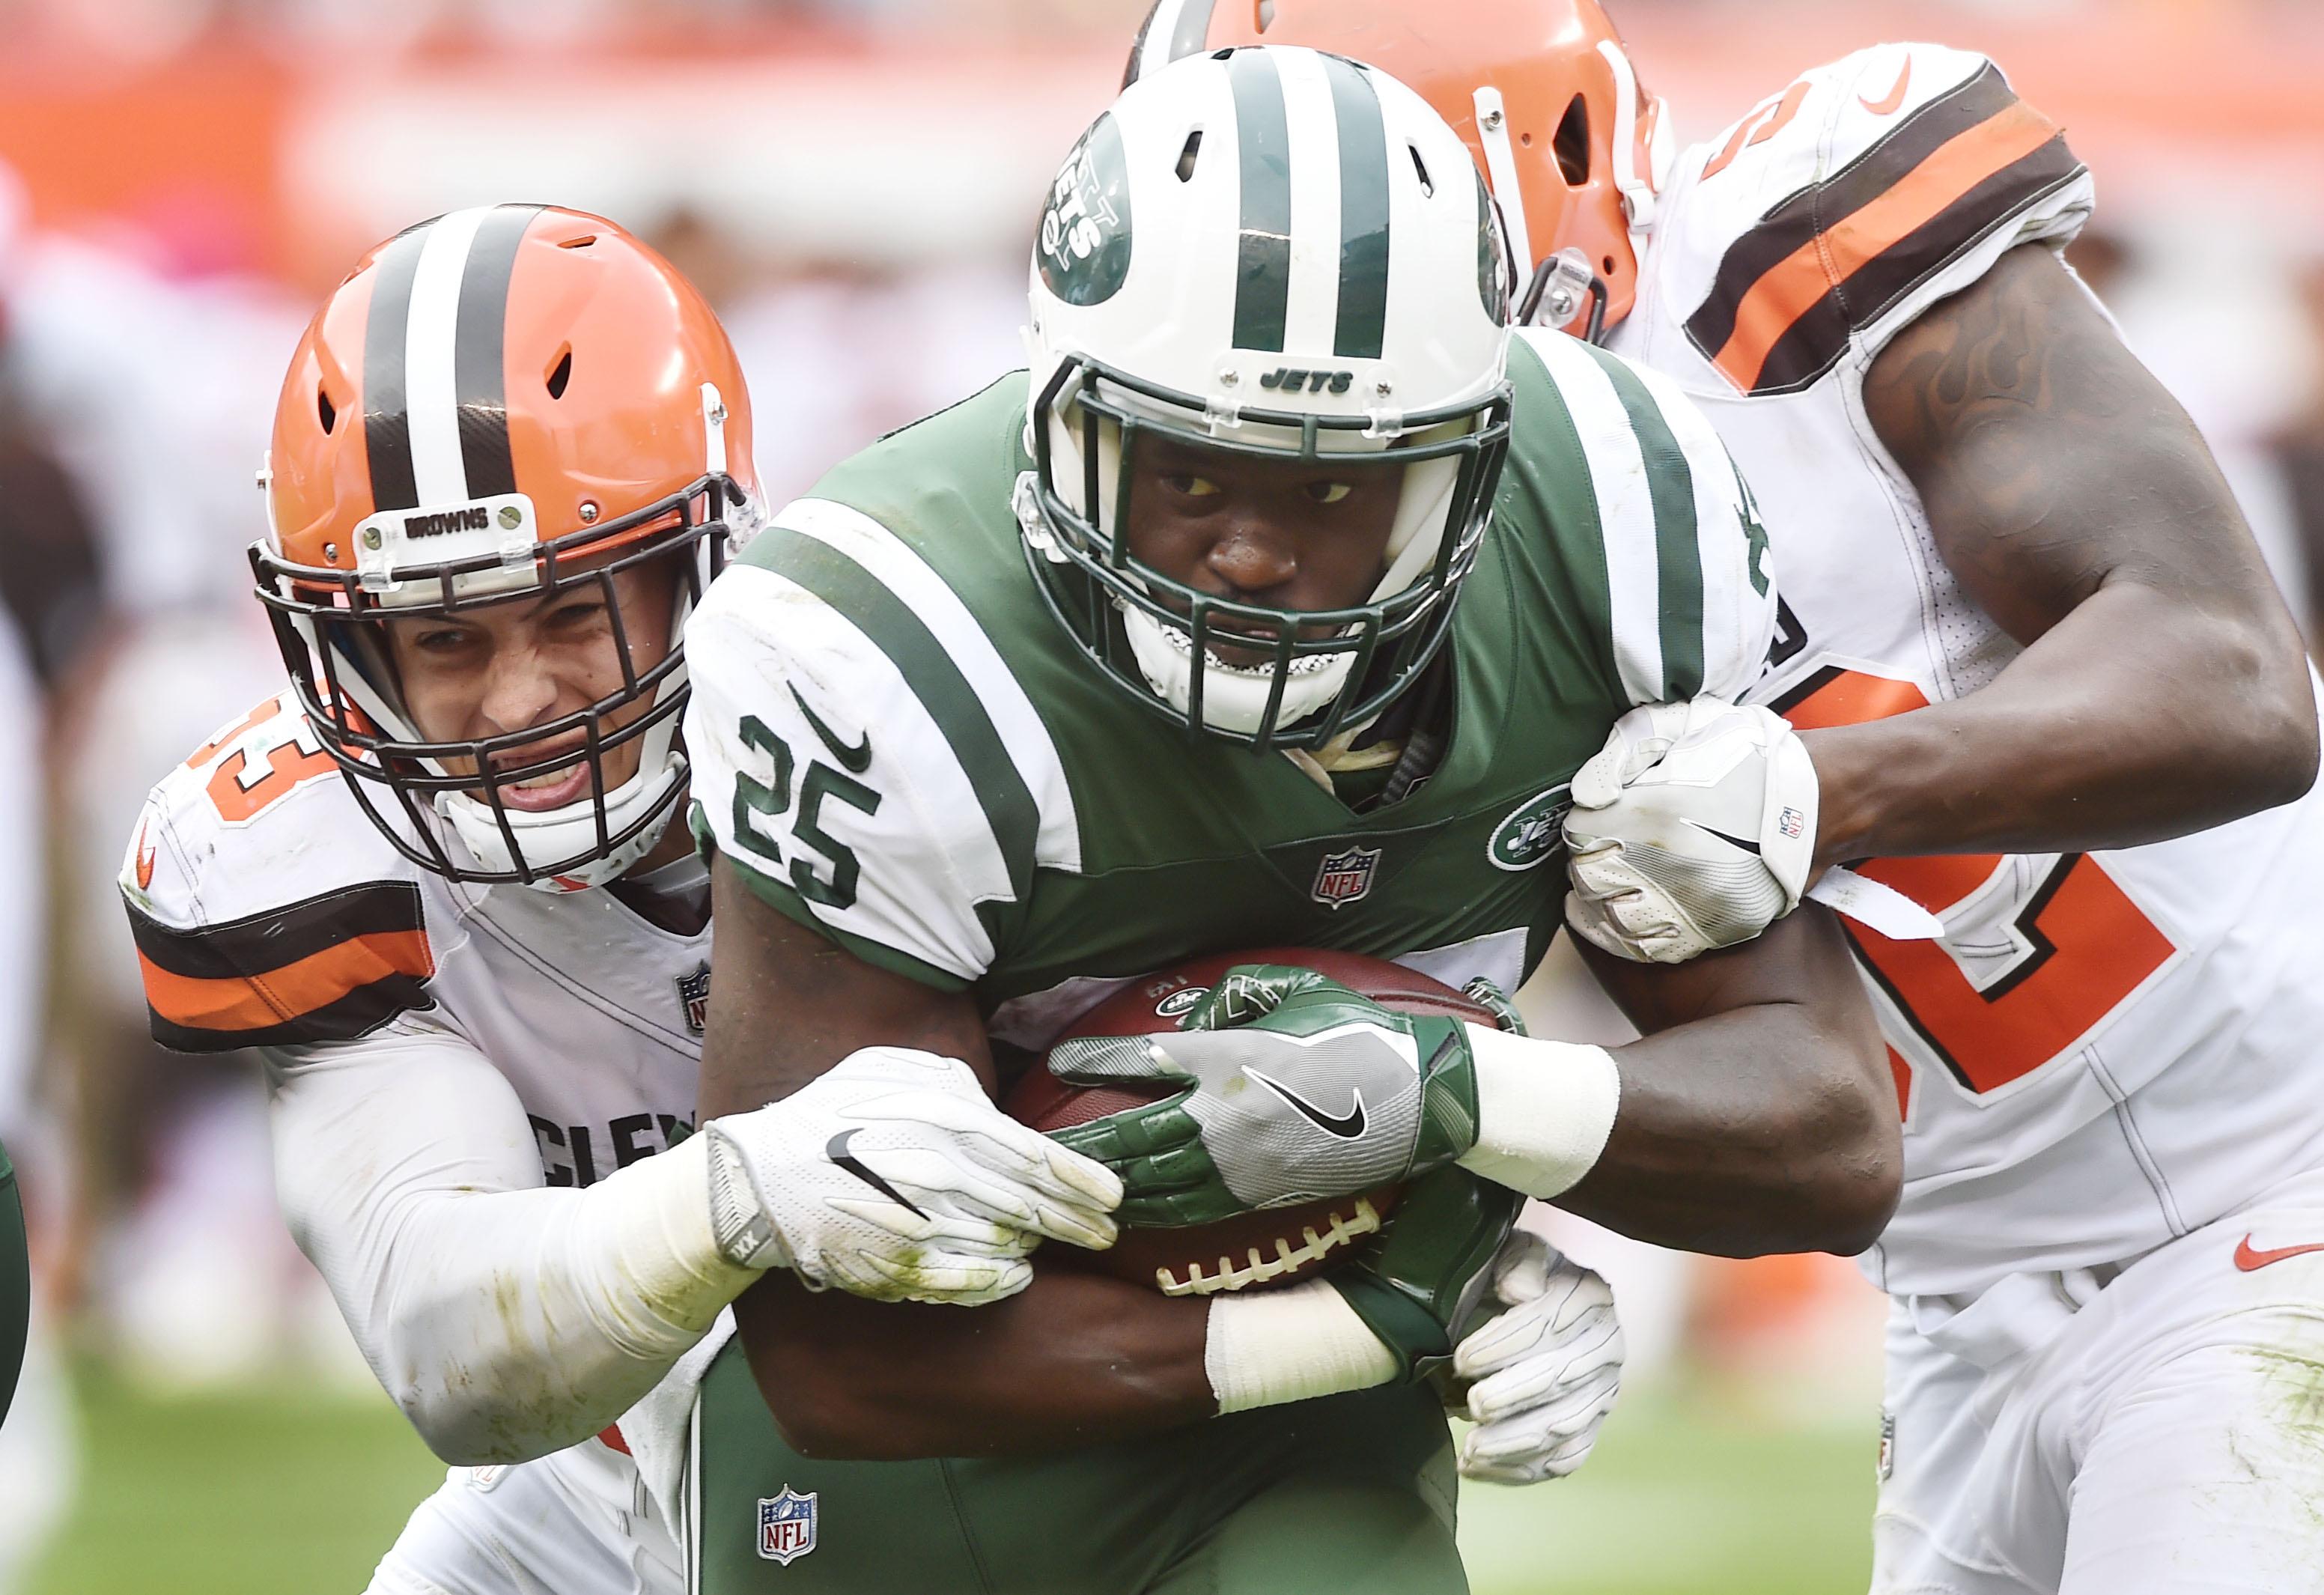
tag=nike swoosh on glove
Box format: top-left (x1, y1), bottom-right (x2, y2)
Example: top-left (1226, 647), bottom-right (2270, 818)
top-left (1044, 966), bottom-right (1480, 1227)
top-left (1563, 697), bottom-right (1818, 964)
top-left (1447, 1231), bottom-right (1624, 1483)
top-left (704, 1046), bottom-right (1121, 1307)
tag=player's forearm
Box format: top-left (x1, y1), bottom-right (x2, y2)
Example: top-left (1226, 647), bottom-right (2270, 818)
top-left (1568, 917), bottom-right (1898, 1257)
top-left (270, 1039), bottom-right (758, 1465)
top-left (1807, 583), bottom-right (2317, 875)
top-left (734, 1266), bottom-right (1216, 1459)
top-left (329, 1136), bottom-right (755, 1464)
top-left (1832, 243), bottom-right (2319, 874)
top-left (1566, 1012), bottom-right (1896, 1256)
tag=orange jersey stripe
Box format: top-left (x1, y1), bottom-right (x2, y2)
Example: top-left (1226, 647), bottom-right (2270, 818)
top-left (1712, 99), bottom-right (2063, 392)
top-left (139, 928), bottom-right (435, 1033)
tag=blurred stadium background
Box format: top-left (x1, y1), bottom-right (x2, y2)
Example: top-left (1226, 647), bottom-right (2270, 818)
top-left (0, 0), bottom-right (2318, 1589)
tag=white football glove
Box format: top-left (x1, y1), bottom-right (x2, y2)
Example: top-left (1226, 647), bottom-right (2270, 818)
top-left (1447, 1233), bottom-right (1624, 1485)
top-left (702, 1046), bottom-right (1122, 1307)
top-left (1562, 698), bottom-right (1818, 964)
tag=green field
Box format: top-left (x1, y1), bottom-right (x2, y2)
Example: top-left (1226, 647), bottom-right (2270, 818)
top-left (28, 1366), bottom-right (1873, 1594)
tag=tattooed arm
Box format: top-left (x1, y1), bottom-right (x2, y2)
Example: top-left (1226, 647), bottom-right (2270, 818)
top-left (1802, 243), bottom-right (2317, 871)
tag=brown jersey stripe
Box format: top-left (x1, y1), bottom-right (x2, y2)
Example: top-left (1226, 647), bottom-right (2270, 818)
top-left (139, 926), bottom-right (434, 1039)
top-left (1706, 100), bottom-right (2070, 395)
top-left (146, 970), bottom-right (436, 1054)
top-left (1748, 136), bottom-right (2085, 395)
top-left (125, 880), bottom-right (428, 982)
top-left (1685, 64), bottom-right (2020, 363)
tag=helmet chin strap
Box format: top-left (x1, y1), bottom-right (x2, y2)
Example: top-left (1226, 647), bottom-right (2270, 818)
top-left (1598, 41), bottom-right (1667, 236)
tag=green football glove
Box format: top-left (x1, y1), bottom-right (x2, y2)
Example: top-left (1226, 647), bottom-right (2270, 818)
top-left (1045, 964), bottom-right (1482, 1228)
top-left (1330, 1164), bottom-right (1524, 1382)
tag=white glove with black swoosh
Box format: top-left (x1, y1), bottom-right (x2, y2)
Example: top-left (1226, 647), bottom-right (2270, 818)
top-left (703, 1046), bottom-right (1122, 1306)
top-left (1563, 698), bottom-right (1818, 964)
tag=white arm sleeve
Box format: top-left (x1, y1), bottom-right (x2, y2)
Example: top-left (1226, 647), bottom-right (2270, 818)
top-left (267, 1024), bottom-right (757, 1465)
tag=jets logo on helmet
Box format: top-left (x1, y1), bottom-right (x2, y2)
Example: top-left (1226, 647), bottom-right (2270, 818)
top-left (252, 206), bottom-right (761, 890)
top-left (1020, 45), bottom-right (1516, 752)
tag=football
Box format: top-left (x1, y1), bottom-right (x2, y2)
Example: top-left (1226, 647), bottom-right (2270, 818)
top-left (1004, 947), bottom-right (1507, 1297)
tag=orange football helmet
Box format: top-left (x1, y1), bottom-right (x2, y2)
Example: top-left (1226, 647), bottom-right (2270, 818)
top-left (1125, 0), bottom-right (1670, 338)
top-left (254, 204), bottom-right (759, 890)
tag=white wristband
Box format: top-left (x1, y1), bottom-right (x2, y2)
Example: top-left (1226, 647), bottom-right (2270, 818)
top-left (571, 1131), bottom-right (763, 1356)
top-left (1454, 1024), bottom-right (1621, 1200)
top-left (1204, 1279), bottom-right (1399, 1415)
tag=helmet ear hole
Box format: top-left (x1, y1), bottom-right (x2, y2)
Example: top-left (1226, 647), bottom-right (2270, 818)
top-left (1554, 94), bottom-right (1591, 186)
top-left (547, 347), bottom-right (573, 400)
top-left (1408, 143), bottom-right (1434, 198)
top-left (317, 387), bottom-right (337, 434)
top-left (1176, 129), bottom-right (1204, 183)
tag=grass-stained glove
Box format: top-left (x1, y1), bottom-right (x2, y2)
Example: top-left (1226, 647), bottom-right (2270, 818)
top-left (1325, 1164), bottom-right (1524, 1382)
top-left (1444, 1232), bottom-right (1625, 1483)
top-left (705, 1046), bottom-right (1122, 1307)
top-left (1045, 965), bottom-right (1482, 1227)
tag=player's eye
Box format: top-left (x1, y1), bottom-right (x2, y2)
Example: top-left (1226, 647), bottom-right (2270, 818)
top-left (548, 599), bottom-right (606, 628)
top-left (1304, 481), bottom-right (1354, 505)
top-left (1162, 473), bottom-right (1220, 499)
top-left (411, 626), bottom-right (475, 654)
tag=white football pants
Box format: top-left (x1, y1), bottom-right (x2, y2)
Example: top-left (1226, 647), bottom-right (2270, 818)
top-left (1873, 1172), bottom-right (2324, 1594)
top-left (365, 1438), bottom-right (679, 1595)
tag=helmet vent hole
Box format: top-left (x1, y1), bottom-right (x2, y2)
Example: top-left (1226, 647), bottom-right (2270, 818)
top-left (558, 234), bottom-right (597, 250)
top-left (1256, 0), bottom-right (1275, 29)
top-left (1408, 144), bottom-right (1434, 198)
top-left (316, 387), bottom-right (336, 434)
top-left (1176, 130), bottom-right (1203, 182)
top-left (1554, 94), bottom-right (1592, 186)
top-left (547, 347), bottom-right (573, 400)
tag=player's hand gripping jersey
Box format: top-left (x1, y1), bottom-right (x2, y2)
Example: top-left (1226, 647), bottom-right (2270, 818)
top-left (687, 338), bottom-right (1772, 1047)
top-left (1607, 42), bottom-right (2324, 1301)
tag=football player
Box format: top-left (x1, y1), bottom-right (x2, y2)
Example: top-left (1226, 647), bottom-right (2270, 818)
top-left (118, 208), bottom-right (1125, 1595)
top-left (1134, 4), bottom-right (2324, 1591)
top-left (674, 47), bottom-right (1893, 1592)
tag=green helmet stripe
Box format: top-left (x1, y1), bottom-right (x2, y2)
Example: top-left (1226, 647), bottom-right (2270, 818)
top-left (1227, 48), bottom-right (1292, 353)
top-left (1321, 52), bottom-right (1390, 360)
top-left (757, 526), bottom-right (1041, 903)
top-left (1586, 345), bottom-right (1704, 699)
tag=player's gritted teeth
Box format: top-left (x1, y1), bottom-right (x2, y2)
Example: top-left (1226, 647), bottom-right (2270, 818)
top-left (491, 749), bottom-right (596, 812)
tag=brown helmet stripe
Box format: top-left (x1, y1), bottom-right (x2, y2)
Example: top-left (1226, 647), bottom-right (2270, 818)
top-left (360, 221), bottom-right (430, 512)
top-left (451, 203), bottom-right (541, 501)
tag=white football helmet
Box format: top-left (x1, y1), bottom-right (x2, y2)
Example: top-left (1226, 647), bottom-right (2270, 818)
top-left (1019, 45), bottom-right (1515, 750)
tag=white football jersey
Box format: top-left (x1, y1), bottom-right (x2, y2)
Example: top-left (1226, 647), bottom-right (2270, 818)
top-left (120, 687), bottom-right (712, 1548)
top-left (1610, 42), bottom-right (2324, 1299)
top-left (120, 689), bottom-right (710, 1180)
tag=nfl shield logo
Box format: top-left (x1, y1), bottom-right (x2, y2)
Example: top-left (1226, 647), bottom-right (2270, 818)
top-left (757, 1487), bottom-right (818, 1564)
top-left (1310, 845), bottom-right (1382, 911)
top-left (677, 961), bottom-right (712, 1035)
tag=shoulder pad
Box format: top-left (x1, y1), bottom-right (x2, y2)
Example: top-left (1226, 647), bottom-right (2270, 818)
top-left (121, 690), bottom-right (438, 1053)
top-left (1661, 43), bottom-right (2088, 396)
top-left (687, 498), bottom-right (1079, 990)
top-left (1510, 331), bottom-right (1777, 706)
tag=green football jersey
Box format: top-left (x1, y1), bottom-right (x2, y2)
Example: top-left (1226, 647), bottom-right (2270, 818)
top-left (685, 327), bottom-right (1774, 1051)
